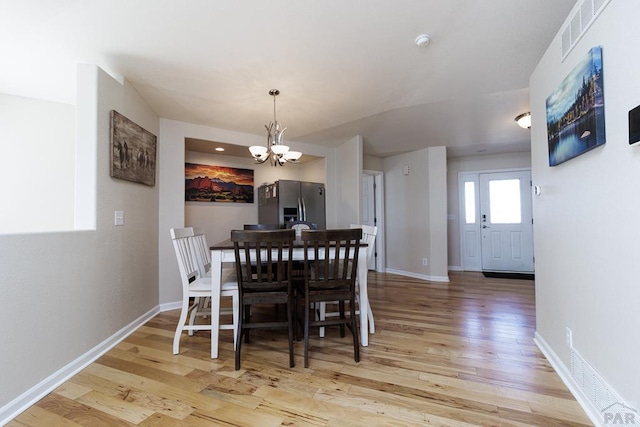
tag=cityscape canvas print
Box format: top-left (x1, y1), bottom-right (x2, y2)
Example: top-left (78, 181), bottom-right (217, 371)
top-left (185, 163), bottom-right (254, 203)
top-left (546, 46), bottom-right (605, 166)
top-left (110, 110), bottom-right (157, 186)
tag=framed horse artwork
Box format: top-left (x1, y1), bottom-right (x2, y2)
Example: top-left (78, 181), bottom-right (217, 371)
top-left (110, 110), bottom-right (157, 186)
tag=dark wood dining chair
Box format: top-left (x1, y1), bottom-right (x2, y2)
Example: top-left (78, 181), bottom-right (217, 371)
top-left (297, 228), bottom-right (362, 368)
top-left (231, 229), bottom-right (296, 370)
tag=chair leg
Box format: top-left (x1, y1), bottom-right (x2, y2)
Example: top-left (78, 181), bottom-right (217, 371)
top-left (304, 295), bottom-right (310, 368)
top-left (173, 297), bottom-right (190, 355)
top-left (350, 296), bottom-right (360, 363)
top-left (231, 291), bottom-right (239, 350)
top-left (339, 301), bottom-right (346, 338)
top-left (235, 303), bottom-right (244, 371)
top-left (188, 297), bottom-right (200, 336)
top-left (287, 293), bottom-right (295, 368)
top-left (244, 304), bottom-right (251, 343)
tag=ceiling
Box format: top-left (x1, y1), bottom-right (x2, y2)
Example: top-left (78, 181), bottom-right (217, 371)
top-left (1, 0), bottom-right (576, 158)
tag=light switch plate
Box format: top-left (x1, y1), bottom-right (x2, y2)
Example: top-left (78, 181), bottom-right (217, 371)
top-left (115, 211), bottom-right (124, 226)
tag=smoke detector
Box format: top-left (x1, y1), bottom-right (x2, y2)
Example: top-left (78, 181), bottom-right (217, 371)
top-left (415, 34), bottom-right (431, 47)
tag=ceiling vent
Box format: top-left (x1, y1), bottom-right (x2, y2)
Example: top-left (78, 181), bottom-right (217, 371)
top-left (560, 0), bottom-right (611, 61)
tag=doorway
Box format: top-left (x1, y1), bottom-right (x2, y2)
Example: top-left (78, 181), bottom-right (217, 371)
top-left (363, 170), bottom-right (385, 272)
top-left (459, 169), bottom-right (534, 273)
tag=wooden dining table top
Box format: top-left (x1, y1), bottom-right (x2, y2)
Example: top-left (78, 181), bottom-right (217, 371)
top-left (210, 236), bottom-right (367, 250)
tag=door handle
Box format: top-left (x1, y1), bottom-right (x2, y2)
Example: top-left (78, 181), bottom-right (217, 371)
top-left (482, 225), bottom-right (490, 229)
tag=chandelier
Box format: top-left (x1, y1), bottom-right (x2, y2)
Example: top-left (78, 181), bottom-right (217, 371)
top-left (249, 89), bottom-right (302, 166)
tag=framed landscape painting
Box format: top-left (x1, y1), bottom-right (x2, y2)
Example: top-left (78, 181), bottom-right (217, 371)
top-left (185, 163), bottom-right (254, 203)
top-left (546, 46), bottom-right (605, 166)
top-left (110, 110), bottom-right (157, 186)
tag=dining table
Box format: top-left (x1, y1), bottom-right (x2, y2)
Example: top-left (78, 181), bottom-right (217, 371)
top-left (209, 234), bottom-right (372, 358)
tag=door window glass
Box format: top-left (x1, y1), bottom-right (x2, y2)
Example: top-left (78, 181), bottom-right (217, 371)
top-left (489, 179), bottom-right (521, 224)
top-left (464, 181), bottom-right (476, 224)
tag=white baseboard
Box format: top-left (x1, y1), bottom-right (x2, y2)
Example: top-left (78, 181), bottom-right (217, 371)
top-left (159, 300), bottom-right (182, 312)
top-left (0, 306), bottom-right (160, 426)
top-left (534, 331), bottom-right (605, 427)
top-left (385, 268), bottom-right (449, 283)
top-left (448, 265), bottom-right (463, 271)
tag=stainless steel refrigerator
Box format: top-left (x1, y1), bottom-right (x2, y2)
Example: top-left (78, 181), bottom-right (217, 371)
top-left (258, 180), bottom-right (326, 229)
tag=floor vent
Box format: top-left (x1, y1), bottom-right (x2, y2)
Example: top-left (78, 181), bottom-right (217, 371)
top-left (570, 346), bottom-right (629, 415)
top-left (560, 0), bottom-right (611, 61)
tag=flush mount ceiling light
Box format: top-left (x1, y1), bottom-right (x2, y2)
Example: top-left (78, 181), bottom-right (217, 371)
top-left (515, 112), bottom-right (532, 129)
top-left (249, 89), bottom-right (302, 166)
top-left (415, 33), bottom-right (431, 47)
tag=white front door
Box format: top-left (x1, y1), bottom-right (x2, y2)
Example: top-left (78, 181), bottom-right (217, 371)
top-left (479, 171), bottom-right (534, 272)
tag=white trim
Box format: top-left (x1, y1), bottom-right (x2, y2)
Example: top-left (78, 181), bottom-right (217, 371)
top-left (159, 300), bottom-right (182, 312)
top-left (363, 169), bottom-right (385, 273)
top-left (0, 306), bottom-right (160, 426)
top-left (448, 265), bottom-right (463, 271)
top-left (385, 268), bottom-right (449, 283)
top-left (534, 331), bottom-right (604, 427)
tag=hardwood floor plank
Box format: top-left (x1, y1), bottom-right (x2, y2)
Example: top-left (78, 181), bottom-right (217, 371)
top-left (9, 405), bottom-right (84, 427)
top-left (68, 372), bottom-right (194, 419)
top-left (35, 394), bottom-right (136, 426)
top-left (8, 271), bottom-right (593, 426)
top-left (74, 390), bottom-right (156, 424)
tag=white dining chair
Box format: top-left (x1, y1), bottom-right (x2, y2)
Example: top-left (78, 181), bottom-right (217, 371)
top-left (317, 224), bottom-right (377, 337)
top-left (189, 226), bottom-right (214, 326)
top-left (170, 227), bottom-right (239, 354)
top-left (191, 227), bottom-right (211, 277)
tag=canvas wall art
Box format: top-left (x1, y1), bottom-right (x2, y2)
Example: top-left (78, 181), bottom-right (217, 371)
top-left (546, 46), bottom-right (605, 166)
top-left (185, 163), bottom-right (254, 203)
top-left (110, 110), bottom-right (157, 186)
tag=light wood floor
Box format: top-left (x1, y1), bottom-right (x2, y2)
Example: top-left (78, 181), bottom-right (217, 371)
top-left (8, 272), bottom-right (592, 426)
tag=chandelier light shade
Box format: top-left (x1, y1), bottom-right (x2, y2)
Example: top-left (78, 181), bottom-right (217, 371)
top-left (515, 112), bottom-right (532, 129)
top-left (249, 89), bottom-right (302, 166)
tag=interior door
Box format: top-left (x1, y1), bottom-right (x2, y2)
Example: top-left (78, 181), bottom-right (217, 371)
top-left (479, 171), bottom-right (534, 273)
top-left (362, 174), bottom-right (376, 270)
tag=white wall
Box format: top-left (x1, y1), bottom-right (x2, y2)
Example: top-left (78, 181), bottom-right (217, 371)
top-left (158, 119), bottom-right (337, 306)
top-left (363, 154), bottom-right (383, 171)
top-left (334, 135), bottom-right (363, 228)
top-left (446, 152), bottom-right (532, 269)
top-left (0, 64), bottom-right (159, 414)
top-left (0, 94), bottom-right (75, 233)
top-left (427, 146), bottom-right (448, 276)
top-left (383, 147), bottom-right (448, 281)
top-left (530, 0), bottom-right (640, 411)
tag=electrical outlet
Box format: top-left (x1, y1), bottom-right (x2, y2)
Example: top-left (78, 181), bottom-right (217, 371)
top-left (566, 327), bottom-right (573, 348)
top-left (422, 257), bottom-right (428, 266)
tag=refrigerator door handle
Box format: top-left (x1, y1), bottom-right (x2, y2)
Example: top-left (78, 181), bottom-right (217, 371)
top-left (298, 197), bottom-right (303, 221)
top-left (301, 197), bottom-right (307, 222)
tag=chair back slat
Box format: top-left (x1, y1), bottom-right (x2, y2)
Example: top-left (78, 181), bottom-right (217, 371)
top-left (231, 229), bottom-right (295, 293)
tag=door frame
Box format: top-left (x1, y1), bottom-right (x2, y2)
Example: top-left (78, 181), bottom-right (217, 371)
top-left (458, 168), bottom-right (532, 272)
top-left (363, 169), bottom-right (385, 272)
